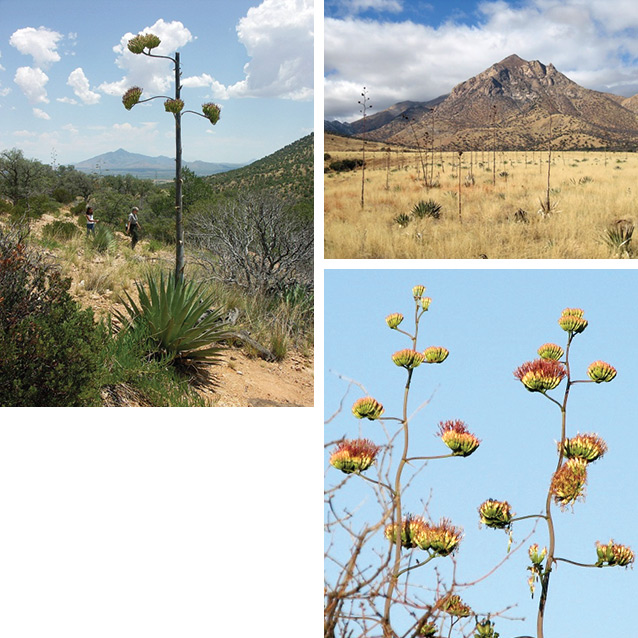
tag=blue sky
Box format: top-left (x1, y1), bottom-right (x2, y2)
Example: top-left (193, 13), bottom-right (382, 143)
top-left (0, 0), bottom-right (313, 165)
top-left (325, 268), bottom-right (638, 637)
top-left (324, 0), bottom-right (638, 120)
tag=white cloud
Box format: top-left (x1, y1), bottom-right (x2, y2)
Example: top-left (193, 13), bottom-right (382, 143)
top-left (57, 96), bottom-right (78, 105)
top-left (347, 0), bottom-right (403, 13)
top-left (324, 0), bottom-right (638, 120)
top-left (98, 19), bottom-right (194, 97)
top-left (33, 107), bottom-right (50, 120)
top-left (9, 26), bottom-right (63, 67)
top-left (62, 123), bottom-right (79, 135)
top-left (223, 0), bottom-right (313, 100)
top-left (67, 67), bottom-right (100, 104)
top-left (14, 66), bottom-right (49, 103)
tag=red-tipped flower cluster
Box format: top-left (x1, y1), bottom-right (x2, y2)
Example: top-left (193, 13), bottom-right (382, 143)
top-left (392, 348), bottom-right (425, 369)
top-left (122, 86), bottom-right (143, 110)
top-left (423, 346), bottom-right (449, 364)
top-left (202, 102), bottom-right (221, 125)
top-left (329, 438), bottom-right (380, 474)
top-left (550, 458), bottom-right (588, 509)
top-left (384, 515), bottom-right (462, 556)
top-left (439, 594), bottom-right (472, 618)
top-left (385, 312), bottom-right (404, 329)
top-left (561, 433), bottom-right (608, 463)
top-left (537, 343), bottom-right (564, 361)
top-left (514, 358), bottom-right (567, 392)
top-left (587, 360), bottom-right (617, 383)
top-left (558, 308), bottom-right (588, 334)
top-left (164, 98), bottom-right (184, 114)
top-left (438, 420), bottom-right (480, 457)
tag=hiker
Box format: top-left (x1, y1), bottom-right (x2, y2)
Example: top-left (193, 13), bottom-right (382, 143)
top-left (85, 206), bottom-right (98, 236)
top-left (126, 206), bottom-right (142, 249)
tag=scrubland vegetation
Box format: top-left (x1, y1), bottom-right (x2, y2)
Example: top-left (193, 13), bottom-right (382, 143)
top-left (324, 137), bottom-right (638, 259)
top-left (0, 139), bottom-right (313, 407)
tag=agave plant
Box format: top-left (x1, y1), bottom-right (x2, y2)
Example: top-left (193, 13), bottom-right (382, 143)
top-left (602, 219), bottom-right (634, 256)
top-left (411, 199), bottom-right (442, 220)
top-left (114, 271), bottom-right (231, 367)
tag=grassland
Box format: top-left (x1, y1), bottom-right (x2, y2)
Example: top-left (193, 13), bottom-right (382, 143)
top-left (324, 135), bottom-right (638, 259)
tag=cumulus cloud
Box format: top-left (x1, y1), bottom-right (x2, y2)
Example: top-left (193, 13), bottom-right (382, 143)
top-left (14, 66), bottom-right (49, 103)
top-left (325, 0), bottom-right (638, 120)
top-left (9, 26), bottom-right (63, 67)
top-left (67, 67), bottom-right (100, 104)
top-left (98, 19), bottom-right (194, 97)
top-left (189, 0), bottom-right (313, 101)
top-left (33, 107), bottom-right (50, 120)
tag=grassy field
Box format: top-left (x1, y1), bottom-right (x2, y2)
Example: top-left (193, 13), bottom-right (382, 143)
top-left (324, 136), bottom-right (638, 259)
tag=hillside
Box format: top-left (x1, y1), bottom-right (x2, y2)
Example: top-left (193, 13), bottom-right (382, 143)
top-left (327, 55), bottom-right (638, 151)
top-left (206, 133), bottom-right (313, 206)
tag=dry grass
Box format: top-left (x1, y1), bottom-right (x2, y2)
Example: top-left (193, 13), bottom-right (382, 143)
top-left (324, 142), bottom-right (638, 259)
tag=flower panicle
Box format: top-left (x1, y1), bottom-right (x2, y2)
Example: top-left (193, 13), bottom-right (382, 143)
top-left (558, 308), bottom-right (588, 334)
top-left (537, 343), bottom-right (564, 361)
top-left (392, 348), bottom-right (424, 369)
top-left (478, 499), bottom-right (514, 530)
top-left (550, 458), bottom-right (588, 509)
top-left (385, 312), bottom-right (404, 329)
top-left (561, 432), bottom-right (608, 463)
top-left (595, 540), bottom-right (635, 567)
top-left (439, 594), bottom-right (472, 618)
top-left (423, 346), bottom-right (449, 364)
top-left (122, 86), bottom-right (143, 110)
top-left (587, 360), bottom-right (617, 383)
top-left (202, 102), bottom-right (221, 125)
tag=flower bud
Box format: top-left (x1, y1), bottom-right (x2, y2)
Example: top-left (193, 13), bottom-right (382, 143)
top-left (587, 360), bottom-right (617, 383)
top-left (164, 98), bottom-right (184, 114)
top-left (426, 518), bottom-right (463, 556)
top-left (595, 540), bottom-right (635, 567)
top-left (419, 624), bottom-right (436, 637)
top-left (474, 618), bottom-right (499, 638)
top-left (440, 594), bottom-right (472, 618)
top-left (528, 543), bottom-right (547, 566)
top-left (329, 439), bottom-right (380, 474)
top-left (385, 515), bottom-right (428, 549)
top-left (141, 33), bottom-right (161, 49)
top-left (412, 284), bottom-right (426, 299)
top-left (537, 343), bottom-right (564, 361)
top-left (392, 348), bottom-right (424, 369)
top-left (351, 396), bottom-right (384, 420)
top-left (421, 297), bottom-right (432, 311)
top-left (423, 346), bottom-right (449, 364)
top-left (127, 35), bottom-right (146, 54)
top-left (385, 312), bottom-right (404, 329)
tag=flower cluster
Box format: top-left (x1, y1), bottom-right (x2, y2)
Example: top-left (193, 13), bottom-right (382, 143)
top-left (514, 358), bottom-right (567, 392)
top-left (438, 420), bottom-right (480, 457)
top-left (561, 433), bottom-right (607, 463)
top-left (329, 439), bottom-right (380, 474)
top-left (423, 346), bottom-right (449, 364)
top-left (384, 516), bottom-right (462, 556)
top-left (392, 348), bottom-right (425, 369)
top-left (122, 86), bottom-right (143, 111)
top-left (478, 499), bottom-right (514, 529)
top-left (418, 624), bottom-right (436, 637)
top-left (474, 618), bottom-right (500, 638)
top-left (528, 543), bottom-right (547, 566)
top-left (587, 360), bottom-right (617, 383)
top-left (351, 396), bottom-right (384, 420)
top-left (550, 458), bottom-right (588, 509)
top-left (595, 540), bottom-right (635, 567)
top-left (385, 312), bottom-right (404, 329)
top-left (202, 102), bottom-right (221, 125)
top-left (164, 98), bottom-right (184, 114)
top-left (537, 343), bottom-right (564, 361)
top-left (558, 308), bottom-right (588, 334)
top-left (439, 594), bottom-right (472, 618)
top-left (127, 32), bottom-right (161, 54)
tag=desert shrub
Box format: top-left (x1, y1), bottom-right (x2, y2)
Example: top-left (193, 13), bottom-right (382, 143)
top-left (91, 224), bottom-right (117, 253)
top-left (329, 158), bottom-right (364, 172)
top-left (52, 187), bottom-right (74, 204)
top-left (602, 219), bottom-right (634, 256)
top-left (0, 225), bottom-right (107, 406)
top-left (42, 220), bottom-right (80, 241)
top-left (71, 200), bottom-right (88, 215)
top-left (189, 191), bottom-right (313, 295)
top-left (411, 199), bottom-right (442, 220)
top-left (114, 271), bottom-right (232, 369)
top-left (394, 213), bottom-right (411, 227)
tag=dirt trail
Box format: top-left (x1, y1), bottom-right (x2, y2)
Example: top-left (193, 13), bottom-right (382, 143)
top-left (29, 212), bottom-right (314, 407)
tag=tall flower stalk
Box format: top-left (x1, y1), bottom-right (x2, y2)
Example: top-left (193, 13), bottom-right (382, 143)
top-left (481, 307), bottom-right (631, 638)
top-left (121, 32), bottom-right (221, 283)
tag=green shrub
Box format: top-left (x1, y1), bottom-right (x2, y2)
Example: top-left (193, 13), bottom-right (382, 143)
top-left (0, 225), bottom-right (107, 406)
top-left (114, 271), bottom-right (232, 368)
top-left (42, 220), bottom-right (80, 241)
top-left (92, 224), bottom-right (117, 253)
top-left (52, 187), bottom-right (74, 204)
top-left (329, 158), bottom-right (364, 172)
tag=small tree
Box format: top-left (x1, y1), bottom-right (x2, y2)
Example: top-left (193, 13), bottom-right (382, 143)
top-left (359, 87), bottom-right (372, 209)
top-left (121, 32), bottom-right (222, 282)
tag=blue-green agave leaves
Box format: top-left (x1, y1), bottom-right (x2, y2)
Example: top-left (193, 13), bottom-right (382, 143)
top-left (114, 271), bottom-right (231, 367)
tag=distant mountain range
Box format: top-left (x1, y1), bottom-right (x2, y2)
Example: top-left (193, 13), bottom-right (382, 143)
top-left (325, 54), bottom-right (638, 151)
top-left (73, 148), bottom-right (246, 178)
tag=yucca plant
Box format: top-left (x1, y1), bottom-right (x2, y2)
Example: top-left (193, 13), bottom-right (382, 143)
top-left (602, 219), bottom-right (634, 256)
top-left (114, 271), bottom-right (231, 368)
top-left (394, 213), bottom-right (411, 227)
top-left (92, 224), bottom-right (117, 253)
top-left (411, 199), bottom-right (442, 220)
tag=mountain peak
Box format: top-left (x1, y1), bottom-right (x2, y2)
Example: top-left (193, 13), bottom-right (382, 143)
top-left (497, 53), bottom-right (527, 68)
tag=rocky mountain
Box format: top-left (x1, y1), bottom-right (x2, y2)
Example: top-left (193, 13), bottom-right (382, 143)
top-left (73, 148), bottom-right (245, 178)
top-left (328, 54), bottom-right (638, 150)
